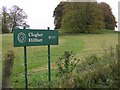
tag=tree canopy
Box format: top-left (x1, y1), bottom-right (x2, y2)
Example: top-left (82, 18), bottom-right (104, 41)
top-left (1, 6), bottom-right (10, 33)
top-left (53, 2), bottom-right (117, 33)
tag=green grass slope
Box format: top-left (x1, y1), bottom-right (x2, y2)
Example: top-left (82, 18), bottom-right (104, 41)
top-left (2, 31), bottom-right (118, 88)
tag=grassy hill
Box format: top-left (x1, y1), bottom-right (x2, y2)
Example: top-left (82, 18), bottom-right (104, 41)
top-left (2, 31), bottom-right (118, 88)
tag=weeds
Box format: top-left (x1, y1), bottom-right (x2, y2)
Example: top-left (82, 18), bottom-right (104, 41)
top-left (55, 46), bottom-right (119, 88)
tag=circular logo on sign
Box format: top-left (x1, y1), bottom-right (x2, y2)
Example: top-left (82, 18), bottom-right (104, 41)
top-left (17, 32), bottom-right (26, 43)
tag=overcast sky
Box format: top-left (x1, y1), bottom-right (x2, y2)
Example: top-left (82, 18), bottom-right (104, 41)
top-left (0, 0), bottom-right (119, 30)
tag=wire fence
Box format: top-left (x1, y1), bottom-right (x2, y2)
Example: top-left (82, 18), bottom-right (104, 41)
top-left (2, 47), bottom-right (114, 58)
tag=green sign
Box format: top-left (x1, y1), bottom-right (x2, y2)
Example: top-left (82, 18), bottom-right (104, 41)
top-left (14, 29), bottom-right (58, 47)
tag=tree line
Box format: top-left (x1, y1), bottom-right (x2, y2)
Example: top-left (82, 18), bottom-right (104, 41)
top-left (53, 2), bottom-right (117, 33)
top-left (0, 5), bottom-right (29, 34)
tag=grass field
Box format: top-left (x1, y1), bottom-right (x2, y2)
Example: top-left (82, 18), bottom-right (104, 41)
top-left (2, 31), bottom-right (118, 88)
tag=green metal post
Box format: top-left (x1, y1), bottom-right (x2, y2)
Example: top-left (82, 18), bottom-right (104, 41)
top-left (24, 26), bottom-right (28, 90)
top-left (48, 27), bottom-right (51, 82)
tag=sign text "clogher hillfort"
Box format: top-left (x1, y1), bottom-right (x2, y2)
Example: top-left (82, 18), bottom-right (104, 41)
top-left (14, 29), bottom-right (58, 47)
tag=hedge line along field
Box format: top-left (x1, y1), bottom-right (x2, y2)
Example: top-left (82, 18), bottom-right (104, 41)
top-left (2, 31), bottom-right (118, 88)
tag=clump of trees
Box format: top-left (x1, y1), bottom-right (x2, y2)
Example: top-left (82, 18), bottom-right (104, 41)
top-left (53, 2), bottom-right (117, 33)
top-left (1, 5), bottom-right (29, 34)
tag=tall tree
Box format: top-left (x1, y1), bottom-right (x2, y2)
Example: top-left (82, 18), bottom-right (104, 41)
top-left (1, 6), bottom-right (10, 33)
top-left (98, 2), bottom-right (117, 30)
top-left (9, 5), bottom-right (29, 32)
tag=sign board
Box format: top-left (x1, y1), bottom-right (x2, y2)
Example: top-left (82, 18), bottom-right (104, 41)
top-left (14, 29), bottom-right (58, 47)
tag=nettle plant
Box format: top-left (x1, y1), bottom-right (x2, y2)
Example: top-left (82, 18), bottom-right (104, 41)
top-left (56, 51), bottom-right (79, 77)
